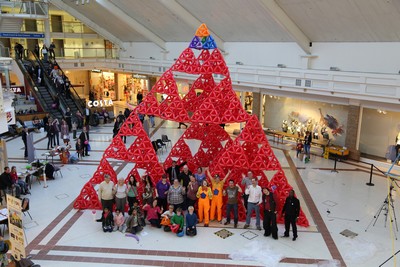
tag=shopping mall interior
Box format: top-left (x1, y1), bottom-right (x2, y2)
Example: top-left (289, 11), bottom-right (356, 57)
top-left (1, 0), bottom-right (400, 266)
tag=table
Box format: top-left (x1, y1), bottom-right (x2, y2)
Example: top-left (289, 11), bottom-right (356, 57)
top-left (18, 165), bottom-right (44, 189)
top-left (42, 151), bottom-right (59, 163)
top-left (264, 129), bottom-right (285, 144)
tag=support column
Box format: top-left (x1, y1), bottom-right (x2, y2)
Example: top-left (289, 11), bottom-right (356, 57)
top-left (345, 105), bottom-right (362, 160)
top-left (251, 91), bottom-right (261, 119)
top-left (44, 18), bottom-right (51, 46)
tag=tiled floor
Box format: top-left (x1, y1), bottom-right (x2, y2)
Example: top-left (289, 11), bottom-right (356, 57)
top-left (5, 114), bottom-right (400, 267)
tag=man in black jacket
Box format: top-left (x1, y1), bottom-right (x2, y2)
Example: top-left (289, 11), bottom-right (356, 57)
top-left (165, 161), bottom-right (186, 184)
top-left (21, 127), bottom-right (28, 158)
top-left (282, 189), bottom-right (300, 241)
top-left (262, 187), bottom-right (278, 239)
top-left (79, 127), bottom-right (90, 156)
top-left (178, 165), bottom-right (192, 188)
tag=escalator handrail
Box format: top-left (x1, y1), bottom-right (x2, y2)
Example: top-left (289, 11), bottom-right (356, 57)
top-left (14, 57), bottom-right (48, 112)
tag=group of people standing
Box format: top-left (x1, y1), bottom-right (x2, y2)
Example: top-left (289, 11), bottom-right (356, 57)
top-left (95, 163), bottom-right (301, 240)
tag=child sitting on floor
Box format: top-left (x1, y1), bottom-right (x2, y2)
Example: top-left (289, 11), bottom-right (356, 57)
top-left (113, 209), bottom-right (125, 232)
top-left (143, 199), bottom-right (162, 228)
top-left (125, 209), bottom-right (142, 234)
top-left (185, 206), bottom-right (197, 236)
top-left (170, 207), bottom-right (184, 236)
top-left (96, 207), bottom-right (114, 232)
top-left (160, 205), bottom-right (175, 232)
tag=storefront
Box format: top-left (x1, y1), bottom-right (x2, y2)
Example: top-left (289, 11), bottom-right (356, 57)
top-left (90, 71), bottom-right (116, 101)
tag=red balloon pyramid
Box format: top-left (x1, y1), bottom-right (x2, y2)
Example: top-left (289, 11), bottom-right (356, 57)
top-left (74, 23), bottom-right (309, 227)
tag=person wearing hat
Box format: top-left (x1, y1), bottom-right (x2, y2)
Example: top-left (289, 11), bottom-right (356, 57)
top-left (262, 187), bottom-right (278, 239)
top-left (207, 169), bottom-right (231, 223)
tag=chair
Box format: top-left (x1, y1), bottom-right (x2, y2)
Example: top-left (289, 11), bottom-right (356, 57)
top-left (53, 165), bottom-right (63, 178)
top-left (156, 139), bottom-right (167, 153)
top-left (161, 134), bottom-right (172, 148)
top-left (21, 198), bottom-right (32, 220)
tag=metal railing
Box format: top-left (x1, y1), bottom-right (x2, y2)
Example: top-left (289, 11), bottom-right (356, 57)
top-left (21, 20), bottom-right (96, 34)
top-left (60, 48), bottom-right (118, 59)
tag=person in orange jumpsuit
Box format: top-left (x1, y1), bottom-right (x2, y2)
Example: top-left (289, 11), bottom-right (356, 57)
top-left (207, 169), bottom-right (231, 223)
top-left (196, 180), bottom-right (212, 227)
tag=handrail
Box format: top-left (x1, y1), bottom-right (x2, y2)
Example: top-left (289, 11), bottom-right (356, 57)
top-left (26, 49), bottom-right (68, 116)
top-left (51, 58), bottom-right (85, 115)
top-left (14, 57), bottom-right (48, 112)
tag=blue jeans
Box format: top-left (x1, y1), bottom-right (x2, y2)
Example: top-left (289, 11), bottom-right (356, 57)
top-left (304, 144), bottom-right (311, 157)
top-left (226, 203), bottom-right (238, 224)
top-left (246, 202), bottom-right (260, 226)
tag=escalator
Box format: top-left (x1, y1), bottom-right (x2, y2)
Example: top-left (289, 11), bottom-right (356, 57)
top-left (14, 55), bottom-right (63, 119)
top-left (26, 50), bottom-right (85, 118)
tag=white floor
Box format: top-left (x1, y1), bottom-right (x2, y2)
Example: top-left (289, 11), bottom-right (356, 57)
top-left (4, 116), bottom-right (400, 267)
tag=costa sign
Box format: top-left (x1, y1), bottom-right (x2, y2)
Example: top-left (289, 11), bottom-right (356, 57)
top-left (87, 99), bottom-right (113, 108)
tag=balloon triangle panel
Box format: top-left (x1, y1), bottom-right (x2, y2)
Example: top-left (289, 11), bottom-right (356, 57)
top-left (74, 182), bottom-right (102, 210)
top-left (195, 23), bottom-right (210, 37)
top-left (189, 36), bottom-right (202, 49)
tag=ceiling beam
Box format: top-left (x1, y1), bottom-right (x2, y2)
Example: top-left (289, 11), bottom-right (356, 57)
top-left (96, 0), bottom-right (167, 51)
top-left (259, 0), bottom-right (311, 54)
top-left (158, 0), bottom-right (225, 52)
top-left (49, 0), bottom-right (125, 50)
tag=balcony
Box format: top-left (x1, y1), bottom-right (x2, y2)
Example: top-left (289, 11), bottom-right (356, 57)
top-left (0, 0), bottom-right (48, 19)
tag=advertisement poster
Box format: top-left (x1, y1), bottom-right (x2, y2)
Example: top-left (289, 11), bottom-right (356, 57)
top-left (6, 195), bottom-right (26, 261)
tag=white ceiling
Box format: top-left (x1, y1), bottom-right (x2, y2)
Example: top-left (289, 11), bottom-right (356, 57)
top-left (55, 0), bottom-right (400, 43)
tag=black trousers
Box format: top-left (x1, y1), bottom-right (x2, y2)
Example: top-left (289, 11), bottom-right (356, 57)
top-left (157, 197), bottom-right (168, 211)
top-left (243, 194), bottom-right (249, 211)
top-left (23, 140), bottom-right (28, 157)
top-left (263, 210), bottom-right (278, 239)
top-left (101, 199), bottom-right (114, 211)
top-left (284, 214), bottom-right (297, 238)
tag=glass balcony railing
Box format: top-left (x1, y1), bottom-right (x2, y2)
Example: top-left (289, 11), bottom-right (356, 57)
top-left (56, 48), bottom-right (119, 59)
top-left (0, 0), bottom-right (47, 17)
top-left (21, 20), bottom-right (96, 34)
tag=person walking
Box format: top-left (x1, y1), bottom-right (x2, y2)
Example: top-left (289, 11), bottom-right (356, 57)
top-left (42, 44), bottom-right (48, 62)
top-left (304, 131), bottom-right (312, 161)
top-left (244, 178), bottom-right (263, 230)
top-left (282, 189), bottom-right (300, 241)
top-left (262, 187), bottom-right (278, 239)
